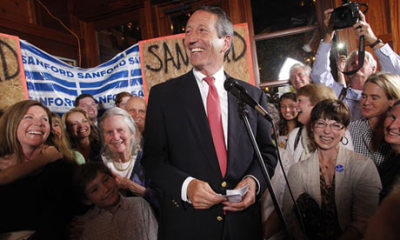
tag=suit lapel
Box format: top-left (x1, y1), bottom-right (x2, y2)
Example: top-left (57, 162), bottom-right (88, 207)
top-left (227, 80), bottom-right (244, 176)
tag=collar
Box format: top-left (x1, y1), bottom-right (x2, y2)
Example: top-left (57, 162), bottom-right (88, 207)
top-left (346, 87), bottom-right (362, 100)
top-left (193, 67), bottom-right (226, 88)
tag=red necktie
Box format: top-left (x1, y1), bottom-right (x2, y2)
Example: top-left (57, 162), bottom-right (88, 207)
top-left (203, 76), bottom-right (227, 177)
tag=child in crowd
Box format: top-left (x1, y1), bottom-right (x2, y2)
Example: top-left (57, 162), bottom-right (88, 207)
top-left (74, 163), bottom-right (157, 240)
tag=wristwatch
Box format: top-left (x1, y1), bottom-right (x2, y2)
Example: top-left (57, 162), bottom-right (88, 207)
top-left (369, 38), bottom-right (383, 49)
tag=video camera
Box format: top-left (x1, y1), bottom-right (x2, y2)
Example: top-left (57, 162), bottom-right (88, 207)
top-left (330, 0), bottom-right (368, 30)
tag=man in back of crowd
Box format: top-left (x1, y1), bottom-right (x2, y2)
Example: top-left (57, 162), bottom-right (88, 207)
top-left (289, 63), bottom-right (312, 90)
top-left (74, 94), bottom-right (99, 126)
top-left (311, 9), bottom-right (377, 121)
top-left (125, 96), bottom-right (146, 145)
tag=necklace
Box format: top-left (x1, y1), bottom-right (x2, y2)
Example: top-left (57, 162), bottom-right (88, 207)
top-left (112, 155), bottom-right (135, 172)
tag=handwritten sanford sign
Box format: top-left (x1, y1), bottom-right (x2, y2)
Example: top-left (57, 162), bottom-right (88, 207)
top-left (139, 23), bottom-right (254, 98)
top-left (0, 33), bottom-right (28, 110)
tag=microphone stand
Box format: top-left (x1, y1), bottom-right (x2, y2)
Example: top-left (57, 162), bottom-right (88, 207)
top-left (235, 98), bottom-right (290, 238)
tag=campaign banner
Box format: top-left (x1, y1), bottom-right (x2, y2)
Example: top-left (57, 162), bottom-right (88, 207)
top-left (20, 40), bottom-right (143, 114)
top-left (139, 23), bottom-right (255, 99)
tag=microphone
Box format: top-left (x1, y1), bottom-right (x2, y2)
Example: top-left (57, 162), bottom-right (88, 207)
top-left (224, 78), bottom-right (272, 122)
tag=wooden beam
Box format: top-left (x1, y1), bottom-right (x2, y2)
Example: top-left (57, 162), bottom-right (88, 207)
top-left (254, 25), bottom-right (319, 41)
top-left (0, 15), bottom-right (76, 46)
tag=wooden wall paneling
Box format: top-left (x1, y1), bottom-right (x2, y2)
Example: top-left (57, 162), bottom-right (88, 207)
top-left (27, 0), bottom-right (37, 24)
top-left (152, 4), bottom-right (163, 37)
top-left (0, 15), bottom-right (76, 52)
top-left (152, 3), bottom-right (175, 37)
top-left (389, 0), bottom-right (400, 53)
top-left (362, 0), bottom-right (391, 42)
top-left (93, 9), bottom-right (142, 31)
top-left (221, 0), bottom-right (258, 83)
top-left (79, 21), bottom-right (99, 68)
top-left (141, 0), bottom-right (155, 40)
top-left (67, 0), bottom-right (83, 67)
top-left (34, 0), bottom-right (70, 34)
top-left (71, 0), bottom-right (144, 22)
top-left (153, 0), bottom-right (220, 37)
top-left (1, 0), bottom-right (34, 23)
top-left (221, 0), bottom-right (244, 24)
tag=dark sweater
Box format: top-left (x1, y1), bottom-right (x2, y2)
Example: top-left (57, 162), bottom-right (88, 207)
top-left (0, 159), bottom-right (81, 239)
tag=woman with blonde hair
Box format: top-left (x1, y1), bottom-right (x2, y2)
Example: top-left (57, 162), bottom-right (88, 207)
top-left (63, 108), bottom-right (102, 163)
top-left (349, 72), bottom-right (400, 167)
top-left (51, 112), bottom-right (85, 165)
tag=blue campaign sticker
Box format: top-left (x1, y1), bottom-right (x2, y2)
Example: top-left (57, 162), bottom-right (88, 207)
top-left (336, 164), bottom-right (344, 172)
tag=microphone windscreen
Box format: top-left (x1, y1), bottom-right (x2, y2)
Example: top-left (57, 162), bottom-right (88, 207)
top-left (224, 78), bottom-right (236, 91)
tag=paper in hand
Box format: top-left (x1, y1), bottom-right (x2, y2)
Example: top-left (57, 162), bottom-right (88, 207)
top-left (221, 185), bottom-right (249, 203)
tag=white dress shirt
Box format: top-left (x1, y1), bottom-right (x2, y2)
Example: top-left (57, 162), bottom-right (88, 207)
top-left (181, 67), bottom-right (228, 202)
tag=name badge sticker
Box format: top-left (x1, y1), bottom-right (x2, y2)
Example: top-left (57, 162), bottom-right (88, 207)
top-left (336, 164), bottom-right (344, 172)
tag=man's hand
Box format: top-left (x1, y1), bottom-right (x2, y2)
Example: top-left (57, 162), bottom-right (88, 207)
top-left (323, 9), bottom-right (335, 42)
top-left (353, 11), bottom-right (379, 46)
top-left (223, 177), bottom-right (257, 212)
top-left (187, 179), bottom-right (226, 209)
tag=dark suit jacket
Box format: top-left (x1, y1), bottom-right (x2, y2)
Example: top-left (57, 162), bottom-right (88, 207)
top-left (142, 70), bottom-right (277, 240)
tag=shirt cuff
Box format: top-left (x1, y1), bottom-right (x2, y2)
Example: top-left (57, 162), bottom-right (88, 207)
top-left (181, 176), bottom-right (195, 203)
top-left (376, 43), bottom-right (393, 57)
top-left (244, 175), bottom-right (261, 195)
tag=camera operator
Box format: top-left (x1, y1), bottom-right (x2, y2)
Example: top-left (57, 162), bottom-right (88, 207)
top-left (354, 11), bottom-right (400, 75)
top-left (311, 9), bottom-right (377, 121)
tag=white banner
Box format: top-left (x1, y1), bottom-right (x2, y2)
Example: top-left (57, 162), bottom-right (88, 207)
top-left (20, 40), bottom-right (143, 114)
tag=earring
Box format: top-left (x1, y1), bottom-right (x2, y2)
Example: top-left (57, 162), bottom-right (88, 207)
top-left (340, 136), bottom-right (349, 145)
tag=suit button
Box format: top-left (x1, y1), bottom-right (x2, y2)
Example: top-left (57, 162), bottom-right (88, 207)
top-left (217, 216), bottom-right (223, 221)
top-left (221, 181), bottom-right (227, 187)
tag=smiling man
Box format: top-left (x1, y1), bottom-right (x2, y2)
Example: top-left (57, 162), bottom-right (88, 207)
top-left (75, 94), bottom-right (99, 126)
top-left (142, 5), bottom-right (277, 240)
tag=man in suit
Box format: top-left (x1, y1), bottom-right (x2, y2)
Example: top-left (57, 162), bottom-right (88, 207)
top-left (142, 6), bottom-right (277, 240)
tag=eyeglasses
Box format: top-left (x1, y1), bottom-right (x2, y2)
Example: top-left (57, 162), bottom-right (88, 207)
top-left (314, 120), bottom-right (344, 131)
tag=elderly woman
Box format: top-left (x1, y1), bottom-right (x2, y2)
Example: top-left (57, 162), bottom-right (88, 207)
top-left (349, 72), bottom-right (400, 167)
top-left (286, 84), bottom-right (353, 162)
top-left (0, 100), bottom-right (79, 239)
top-left (99, 107), bottom-right (158, 210)
top-left (63, 108), bottom-right (102, 163)
top-left (283, 99), bottom-right (381, 240)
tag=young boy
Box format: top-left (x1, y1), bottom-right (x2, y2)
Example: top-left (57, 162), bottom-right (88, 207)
top-left (74, 163), bottom-right (157, 240)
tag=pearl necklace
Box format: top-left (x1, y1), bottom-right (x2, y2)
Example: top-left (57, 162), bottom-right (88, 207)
top-left (112, 156), bottom-right (135, 172)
